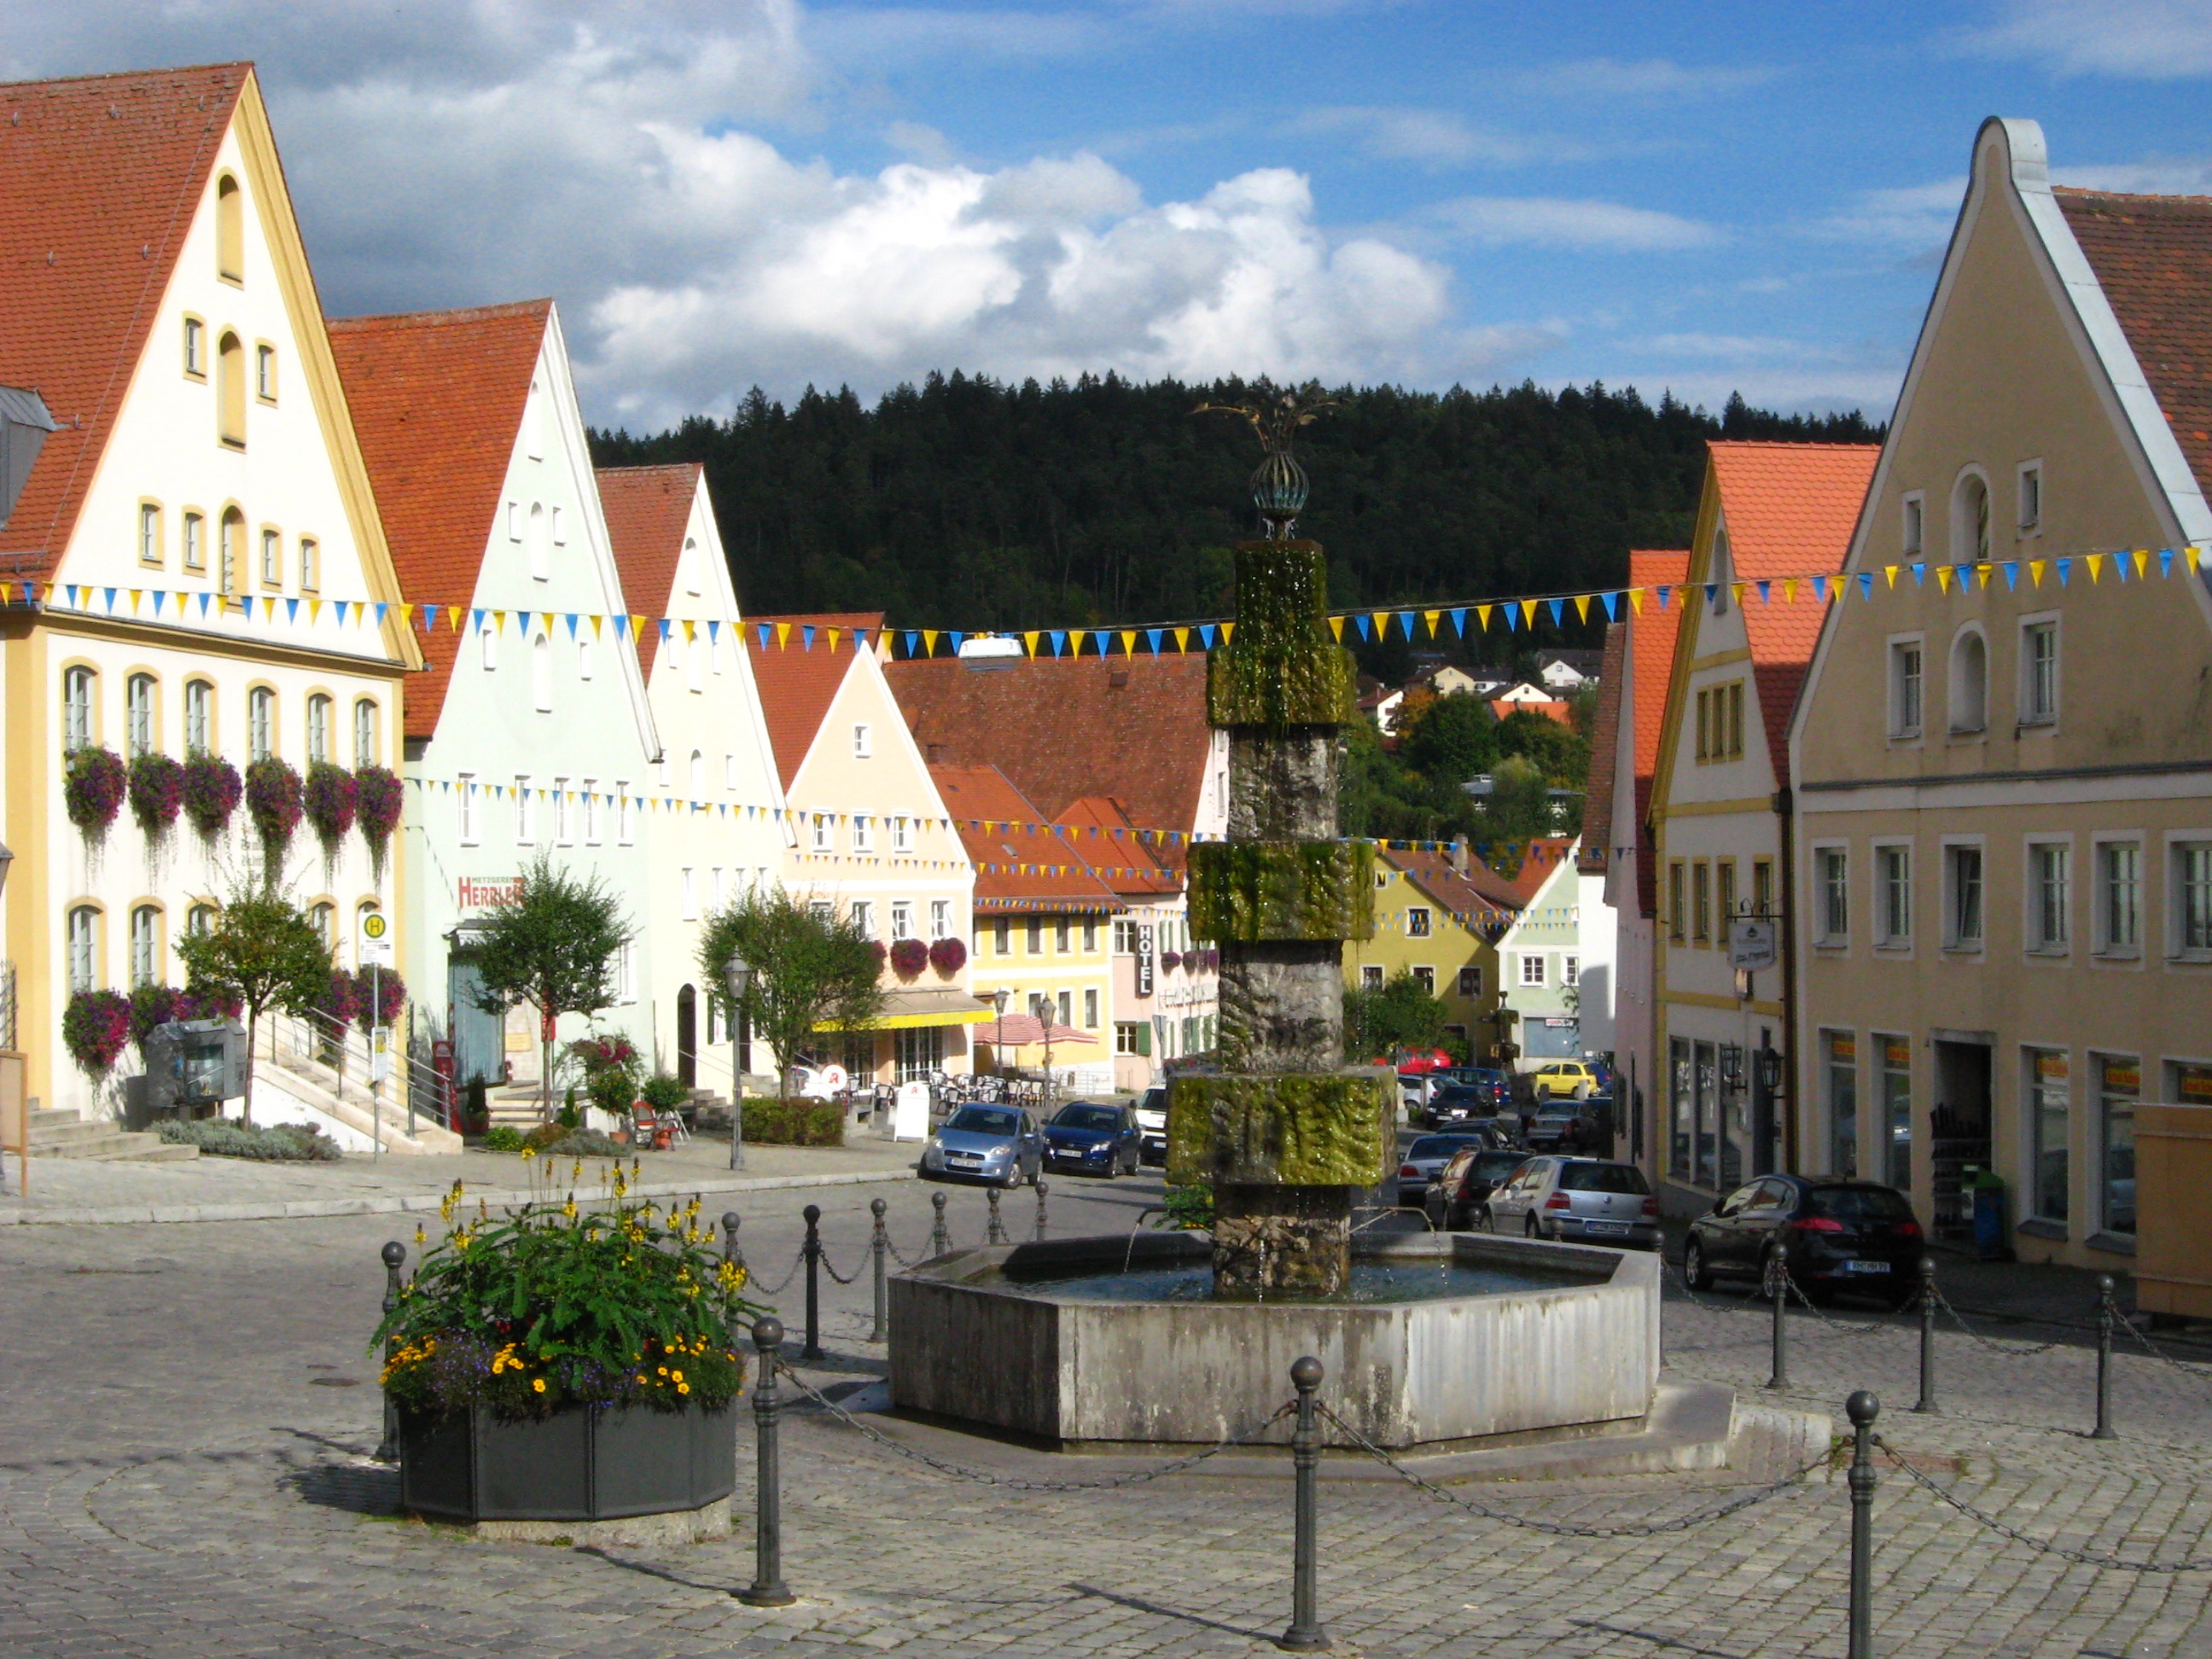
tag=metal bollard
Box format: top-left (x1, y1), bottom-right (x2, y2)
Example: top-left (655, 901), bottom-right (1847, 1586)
top-left (1913, 1256), bottom-right (1939, 1414)
top-left (1277, 1355), bottom-right (1330, 1652)
top-left (1846, 1390), bottom-right (1879, 1659)
top-left (1765, 1246), bottom-right (1790, 1392)
top-left (1033, 1178), bottom-right (1050, 1243)
top-left (987, 1185), bottom-right (1008, 1246)
top-left (869, 1197), bottom-right (888, 1343)
top-left (737, 1318), bottom-right (796, 1607)
top-left (928, 1190), bottom-right (952, 1258)
top-left (722, 1210), bottom-right (744, 1275)
top-left (800, 1204), bottom-right (824, 1362)
top-left (375, 1240), bottom-right (406, 1464)
top-left (2093, 1274), bottom-right (2116, 1441)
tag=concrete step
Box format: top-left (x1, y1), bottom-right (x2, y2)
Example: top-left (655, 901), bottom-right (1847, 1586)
top-left (255, 1062), bottom-right (462, 1156)
top-left (34, 1128), bottom-right (200, 1162)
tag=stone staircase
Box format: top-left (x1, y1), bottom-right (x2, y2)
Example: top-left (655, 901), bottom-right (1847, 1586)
top-left (28, 1108), bottom-right (199, 1162)
top-left (258, 1019), bottom-right (462, 1156)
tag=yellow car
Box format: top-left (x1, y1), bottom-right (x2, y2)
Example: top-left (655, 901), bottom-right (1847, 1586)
top-left (1529, 1061), bottom-right (1600, 1102)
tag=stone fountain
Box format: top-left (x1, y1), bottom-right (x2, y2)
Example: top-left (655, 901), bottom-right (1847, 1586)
top-left (888, 391), bottom-right (1661, 1448)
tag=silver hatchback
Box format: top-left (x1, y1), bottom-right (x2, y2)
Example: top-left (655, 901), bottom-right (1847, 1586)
top-left (1481, 1156), bottom-right (1659, 1249)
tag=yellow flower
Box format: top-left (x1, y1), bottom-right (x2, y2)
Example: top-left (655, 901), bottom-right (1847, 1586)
top-left (533, 1378), bottom-right (546, 1394)
top-left (678, 1382), bottom-right (690, 1395)
top-left (670, 1370), bottom-right (684, 1383)
top-left (521, 1145), bottom-right (536, 1161)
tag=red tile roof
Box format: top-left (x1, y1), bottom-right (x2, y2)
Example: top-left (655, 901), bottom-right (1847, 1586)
top-left (745, 612), bottom-right (885, 787)
top-left (885, 655), bottom-right (1212, 858)
top-left (1708, 440), bottom-right (1879, 777)
top-left (327, 300), bottom-right (550, 737)
top-left (597, 463), bottom-right (699, 684)
top-left (2054, 188), bottom-right (2212, 498)
top-left (1057, 795), bottom-right (1185, 896)
top-left (1384, 847), bottom-right (1527, 935)
top-left (1497, 836), bottom-right (1577, 907)
top-left (1629, 550), bottom-right (1691, 920)
top-left (932, 765), bottom-right (1126, 914)
top-left (1577, 622), bottom-right (1627, 876)
top-left (0, 64), bottom-right (249, 577)
top-left (1491, 697), bottom-right (1572, 725)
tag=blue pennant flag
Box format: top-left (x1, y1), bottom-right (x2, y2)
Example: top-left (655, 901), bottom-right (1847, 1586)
top-left (2056, 558), bottom-right (2072, 586)
top-left (1656, 586), bottom-right (1672, 609)
top-left (1756, 579), bottom-right (1770, 603)
top-left (2161, 548), bottom-right (2176, 578)
top-left (1856, 572), bottom-right (1872, 599)
top-left (903, 630), bottom-right (919, 656)
top-left (1147, 627), bottom-right (1163, 654)
top-left (1398, 611), bottom-right (1416, 639)
top-left (706, 619), bottom-right (719, 643)
top-left (423, 604), bottom-right (439, 632)
top-left (374, 603), bottom-right (387, 627)
top-left (567, 614), bottom-right (580, 638)
top-left (1598, 593), bottom-right (1617, 621)
top-left (286, 598), bottom-right (300, 623)
top-left (1504, 604), bottom-right (1519, 632)
top-left (1051, 629), bottom-right (1068, 655)
top-left (1910, 562), bottom-right (1926, 586)
top-left (472, 608), bottom-right (486, 634)
top-left (801, 624), bottom-right (815, 650)
top-left (949, 632), bottom-right (965, 653)
top-left (1093, 630), bottom-right (1110, 656)
top-left (2002, 562), bottom-right (2019, 591)
top-left (1703, 583), bottom-right (1718, 605)
top-left (1546, 597), bottom-right (1565, 626)
top-left (1451, 607), bottom-right (1468, 635)
top-left (1196, 624), bottom-right (1214, 649)
top-left (2115, 553), bottom-right (2131, 583)
top-left (1353, 614), bottom-right (1371, 641)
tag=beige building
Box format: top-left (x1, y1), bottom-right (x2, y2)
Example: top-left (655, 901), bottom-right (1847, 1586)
top-left (1790, 119), bottom-right (2212, 1284)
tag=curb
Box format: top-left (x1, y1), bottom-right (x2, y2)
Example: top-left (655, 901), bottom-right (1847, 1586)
top-left (0, 1167), bottom-right (917, 1227)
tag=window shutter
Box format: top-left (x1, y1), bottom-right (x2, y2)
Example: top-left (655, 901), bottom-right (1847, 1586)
top-left (1136, 1022), bottom-right (1152, 1057)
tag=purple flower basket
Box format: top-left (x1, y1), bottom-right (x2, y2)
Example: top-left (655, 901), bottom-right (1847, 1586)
top-left (357, 968), bottom-right (405, 1033)
top-left (128, 752), bottom-right (185, 836)
top-left (356, 765), bottom-right (405, 879)
top-left (928, 936), bottom-right (967, 975)
top-left (62, 989), bottom-right (132, 1078)
top-left (889, 938), bottom-right (928, 980)
top-left (305, 761), bottom-right (359, 847)
top-left (246, 758), bottom-right (305, 864)
top-left (64, 747), bottom-right (127, 835)
top-left (183, 754), bottom-right (244, 838)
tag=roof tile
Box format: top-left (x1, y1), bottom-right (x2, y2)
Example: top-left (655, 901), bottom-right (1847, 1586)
top-left (931, 765), bottom-right (1126, 913)
top-left (597, 463), bottom-right (701, 682)
top-left (745, 613), bottom-right (885, 787)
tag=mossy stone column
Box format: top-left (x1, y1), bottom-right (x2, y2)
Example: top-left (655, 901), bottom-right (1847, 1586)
top-left (1172, 540), bottom-right (1393, 1297)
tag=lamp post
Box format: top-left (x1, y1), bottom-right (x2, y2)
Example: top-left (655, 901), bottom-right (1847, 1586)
top-left (725, 952), bottom-right (754, 1172)
top-left (991, 987), bottom-right (1010, 1092)
top-left (1033, 992), bottom-right (1057, 1115)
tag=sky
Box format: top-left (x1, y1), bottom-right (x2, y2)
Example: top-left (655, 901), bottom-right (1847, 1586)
top-left (9, 1), bottom-right (2212, 431)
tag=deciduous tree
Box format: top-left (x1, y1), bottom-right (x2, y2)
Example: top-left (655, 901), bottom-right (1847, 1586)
top-left (469, 853), bottom-right (632, 1121)
top-left (697, 888), bottom-right (884, 1100)
top-left (174, 888), bottom-right (333, 1126)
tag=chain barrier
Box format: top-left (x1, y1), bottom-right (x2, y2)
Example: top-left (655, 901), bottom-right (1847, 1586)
top-left (818, 1247), bottom-right (866, 1287)
top-left (882, 1232), bottom-right (934, 1269)
top-left (748, 1249), bottom-right (806, 1297)
top-left (2111, 1308), bottom-right (2212, 1382)
top-left (1924, 1276), bottom-right (2069, 1359)
top-left (1780, 1266), bottom-right (1897, 1336)
top-left (1873, 1435), bottom-right (2212, 1572)
top-left (1313, 1403), bottom-right (1836, 1538)
top-left (783, 1372), bottom-right (1297, 1491)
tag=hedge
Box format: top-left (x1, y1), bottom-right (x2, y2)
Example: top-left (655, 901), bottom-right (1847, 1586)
top-left (742, 1097), bottom-right (845, 1147)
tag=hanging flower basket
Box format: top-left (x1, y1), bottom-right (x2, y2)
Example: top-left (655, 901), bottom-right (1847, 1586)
top-left (64, 747), bottom-right (127, 836)
top-left (318, 966), bottom-right (364, 1031)
top-left (128, 985), bottom-right (184, 1056)
top-left (356, 765), bottom-right (404, 881)
top-left (62, 989), bottom-right (132, 1078)
top-left (305, 760), bottom-right (358, 846)
top-left (928, 936), bottom-right (967, 975)
top-left (183, 754), bottom-right (243, 838)
top-left (870, 940), bottom-right (889, 968)
top-left (889, 938), bottom-right (928, 979)
top-left (1161, 950), bottom-right (1182, 972)
top-left (246, 757), bottom-right (305, 866)
top-left (358, 967), bottom-right (405, 1032)
top-left (126, 752), bottom-right (185, 837)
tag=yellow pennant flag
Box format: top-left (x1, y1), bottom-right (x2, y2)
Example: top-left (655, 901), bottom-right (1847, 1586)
top-left (1518, 599), bottom-right (1537, 628)
top-left (305, 598), bottom-right (321, 623)
top-left (1974, 563), bottom-right (1993, 589)
top-left (2133, 549), bottom-right (2151, 578)
top-left (1370, 610), bottom-right (1388, 641)
top-left (2191, 547), bottom-right (2204, 573)
top-left (1220, 621), bottom-right (1234, 644)
top-left (1476, 603), bottom-right (1495, 629)
top-left (535, 612), bottom-right (550, 636)
top-left (2029, 560), bottom-right (2045, 587)
top-left (1423, 608), bottom-right (1441, 636)
top-left (1328, 616), bottom-right (1345, 642)
top-left (490, 608), bottom-right (504, 632)
top-left (449, 606), bottom-right (464, 631)
top-left (1936, 566), bottom-right (1953, 594)
top-left (1119, 630), bottom-right (1137, 655)
top-left (1783, 577), bottom-right (1799, 604)
top-left (1023, 631), bottom-right (1039, 655)
top-left (1173, 627), bottom-right (1189, 653)
top-left (681, 619), bottom-right (696, 643)
top-left (1732, 581), bottom-right (1748, 607)
top-left (590, 614), bottom-right (603, 637)
top-left (630, 615), bottom-right (646, 639)
top-left (1572, 595), bottom-right (1590, 622)
top-left (1883, 566), bottom-right (1899, 588)
top-left (776, 621), bottom-right (793, 648)
top-left (128, 590), bottom-right (143, 613)
top-left (2085, 553), bottom-right (2104, 583)
top-left (399, 604), bottom-right (414, 627)
top-left (1627, 590), bottom-right (1643, 615)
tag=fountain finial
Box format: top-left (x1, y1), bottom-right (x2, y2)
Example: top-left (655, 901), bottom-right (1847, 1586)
top-left (1196, 380), bottom-right (1338, 541)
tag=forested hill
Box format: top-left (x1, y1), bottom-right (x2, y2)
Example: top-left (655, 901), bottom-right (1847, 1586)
top-left (589, 375), bottom-right (1880, 639)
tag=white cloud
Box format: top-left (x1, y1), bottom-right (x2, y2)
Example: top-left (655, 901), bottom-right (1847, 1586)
top-left (1959, 0), bottom-right (2212, 79)
top-left (1804, 180), bottom-right (1965, 247)
top-left (1293, 107), bottom-right (1588, 167)
top-left (1508, 57), bottom-right (1781, 99)
top-left (1432, 195), bottom-right (1723, 251)
top-left (2055, 158), bottom-right (2212, 193)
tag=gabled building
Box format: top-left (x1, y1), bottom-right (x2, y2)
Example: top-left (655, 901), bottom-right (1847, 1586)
top-left (0, 64), bottom-right (422, 1127)
top-left (886, 653), bottom-right (1224, 1078)
top-left (329, 300), bottom-right (659, 1094)
top-left (1492, 839), bottom-right (1586, 1066)
top-left (598, 463), bottom-right (789, 1094)
top-left (1649, 441), bottom-right (1877, 1212)
top-left (934, 764), bottom-right (1123, 1095)
top-left (1790, 119), bottom-right (2212, 1290)
top-left (1056, 792), bottom-right (1192, 1089)
top-left (1343, 843), bottom-right (1520, 1062)
top-left (1601, 550), bottom-right (1690, 1173)
top-left (748, 616), bottom-right (982, 1084)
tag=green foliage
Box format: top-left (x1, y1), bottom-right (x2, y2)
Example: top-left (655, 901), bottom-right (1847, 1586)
top-left (469, 853), bottom-right (632, 1118)
top-left (1188, 840), bottom-right (1375, 942)
top-left (1396, 692), bottom-right (1497, 783)
top-left (1494, 709), bottom-right (1590, 786)
top-left (482, 1126), bottom-right (524, 1152)
top-left (697, 886), bottom-right (885, 1098)
top-left (1344, 971), bottom-right (1455, 1062)
top-left (155, 1118), bottom-right (343, 1161)
top-left (1166, 1070), bottom-right (1394, 1186)
top-left (376, 1185), bottom-right (767, 1421)
top-left (638, 1073), bottom-right (692, 1110)
top-left (544, 1129), bottom-right (626, 1159)
top-left (591, 375), bottom-right (1876, 630)
top-left (463, 1075), bottom-right (490, 1135)
top-left (1155, 1182), bottom-right (1215, 1231)
top-left (1340, 713), bottom-right (1470, 843)
top-left (741, 1097), bottom-right (845, 1146)
top-left (173, 885), bottom-right (332, 1124)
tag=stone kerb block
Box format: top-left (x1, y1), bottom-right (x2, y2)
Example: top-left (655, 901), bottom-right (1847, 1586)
top-left (1164, 1068), bottom-right (1394, 1188)
top-left (1187, 840), bottom-right (1376, 942)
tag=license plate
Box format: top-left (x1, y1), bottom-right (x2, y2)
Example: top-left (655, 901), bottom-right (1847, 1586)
top-left (948, 1154), bottom-right (981, 1165)
top-left (1585, 1221), bottom-right (1629, 1235)
top-left (1844, 1260), bottom-right (1891, 1274)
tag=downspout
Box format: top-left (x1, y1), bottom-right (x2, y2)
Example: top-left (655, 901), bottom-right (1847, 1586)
top-left (1774, 784), bottom-right (1799, 1173)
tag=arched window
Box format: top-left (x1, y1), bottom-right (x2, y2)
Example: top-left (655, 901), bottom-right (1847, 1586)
top-left (219, 508), bottom-right (245, 597)
top-left (690, 749), bottom-right (704, 794)
top-left (1949, 628), bottom-right (1988, 734)
top-left (306, 694), bottom-right (332, 764)
top-left (248, 686), bottom-right (275, 761)
top-left (67, 905), bottom-right (99, 992)
top-left (125, 673), bottom-right (156, 758)
top-left (184, 679), bottom-right (213, 755)
top-left (255, 342), bottom-right (276, 403)
top-left (529, 502), bottom-right (548, 581)
top-left (310, 901), bottom-right (336, 953)
top-left (1952, 471), bottom-right (1990, 564)
top-left (298, 536), bottom-right (319, 592)
top-left (532, 634), bottom-right (552, 711)
top-left (129, 905), bottom-right (160, 988)
top-left (353, 698), bottom-right (378, 766)
top-left (217, 332), bottom-right (245, 447)
top-left (62, 666), bottom-right (96, 752)
top-left (182, 510), bottom-right (205, 572)
top-left (214, 172), bottom-right (243, 282)
top-left (187, 903), bottom-right (217, 938)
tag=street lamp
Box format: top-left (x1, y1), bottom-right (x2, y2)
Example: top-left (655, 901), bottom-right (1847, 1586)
top-left (1032, 992), bottom-right (1057, 1115)
top-left (725, 952), bottom-right (754, 1171)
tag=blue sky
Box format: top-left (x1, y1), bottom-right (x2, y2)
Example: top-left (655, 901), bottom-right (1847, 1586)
top-left (11, 1), bottom-right (2212, 425)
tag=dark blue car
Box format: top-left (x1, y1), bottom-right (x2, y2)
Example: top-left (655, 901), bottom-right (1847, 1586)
top-left (1042, 1102), bottom-right (1143, 1178)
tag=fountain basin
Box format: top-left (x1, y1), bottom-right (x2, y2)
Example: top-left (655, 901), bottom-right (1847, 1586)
top-left (887, 1231), bottom-right (1660, 1450)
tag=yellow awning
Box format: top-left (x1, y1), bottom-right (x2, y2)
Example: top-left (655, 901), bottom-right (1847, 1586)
top-left (816, 987), bottom-right (998, 1032)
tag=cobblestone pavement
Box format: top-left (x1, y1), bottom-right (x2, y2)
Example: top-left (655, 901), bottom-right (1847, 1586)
top-left (6, 1178), bottom-right (2212, 1657)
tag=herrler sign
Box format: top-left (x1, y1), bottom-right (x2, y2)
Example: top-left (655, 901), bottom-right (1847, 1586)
top-left (457, 876), bottom-right (524, 911)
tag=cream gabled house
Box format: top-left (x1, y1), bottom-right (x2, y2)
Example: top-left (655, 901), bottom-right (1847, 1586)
top-left (598, 463), bottom-right (790, 1093)
top-left (1790, 119), bottom-right (2212, 1290)
top-left (1649, 443), bottom-right (1876, 1212)
top-left (0, 64), bottom-right (422, 1131)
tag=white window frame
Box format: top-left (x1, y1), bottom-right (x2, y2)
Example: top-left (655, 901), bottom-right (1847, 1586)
top-left (853, 814), bottom-right (874, 853)
top-left (2015, 458), bottom-right (2043, 535)
top-left (851, 900), bottom-right (876, 940)
top-left (551, 776), bottom-right (571, 845)
top-left (247, 686), bottom-right (274, 761)
top-left (1901, 491), bottom-right (1924, 559)
top-left (139, 502), bottom-right (161, 566)
top-left (1941, 836), bottom-right (1986, 954)
top-left (353, 697), bottom-right (376, 766)
top-left (1518, 953), bottom-right (1546, 988)
top-left (614, 780), bottom-right (632, 846)
top-left (1871, 839), bottom-right (1912, 951)
top-left (67, 905), bottom-right (99, 993)
top-left (812, 813), bottom-right (833, 853)
top-left (1360, 963), bottom-right (1383, 991)
top-left (582, 777), bottom-right (600, 846)
top-left (2024, 835), bottom-right (2070, 957)
top-left (930, 899), bottom-right (950, 940)
top-left (129, 904), bottom-right (159, 989)
top-left (680, 867), bottom-right (697, 922)
top-left (125, 673), bottom-right (156, 760)
top-left (62, 665), bottom-right (96, 752)
top-left (853, 723), bottom-right (872, 759)
top-left (1561, 955), bottom-right (1580, 987)
top-left (1886, 632), bottom-right (1924, 742)
top-left (1812, 842), bottom-right (1849, 948)
top-left (182, 510), bottom-right (204, 571)
top-left (299, 536), bottom-right (318, 593)
top-left (2018, 610), bottom-right (2060, 728)
top-left (2168, 833), bottom-right (2212, 962)
top-left (891, 900), bottom-right (914, 940)
top-left (1412, 964), bottom-right (1435, 994)
top-left (892, 816), bottom-right (911, 853)
top-left (2091, 834), bottom-right (2142, 961)
top-left (514, 775), bottom-right (534, 847)
top-left (457, 772), bottom-right (478, 846)
top-left (1406, 905), bottom-right (1431, 937)
top-left (184, 679), bottom-right (212, 755)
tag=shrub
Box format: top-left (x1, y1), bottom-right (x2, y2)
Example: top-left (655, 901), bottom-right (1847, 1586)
top-left (566, 1033), bottom-right (643, 1118)
top-left (156, 1118), bottom-right (343, 1161)
top-left (63, 989), bottom-right (133, 1076)
top-left (375, 1185), bottom-right (767, 1421)
top-left (304, 760), bottom-right (358, 862)
top-left (638, 1073), bottom-right (690, 1111)
top-left (65, 746), bottom-right (127, 835)
top-left (182, 753), bottom-right (243, 838)
top-left (543, 1128), bottom-right (626, 1160)
top-left (127, 752), bottom-right (185, 837)
top-left (1155, 1181), bottom-right (1215, 1231)
top-left (522, 1121), bottom-right (571, 1153)
top-left (482, 1125), bottom-right (524, 1152)
top-left (888, 938), bottom-right (928, 979)
top-left (245, 757), bottom-right (304, 865)
top-left (741, 1097), bottom-right (844, 1146)
top-left (463, 1076), bottom-right (491, 1136)
top-left (928, 936), bottom-right (967, 974)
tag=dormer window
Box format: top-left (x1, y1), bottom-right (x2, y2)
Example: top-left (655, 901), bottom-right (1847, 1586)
top-left (215, 173), bottom-right (243, 283)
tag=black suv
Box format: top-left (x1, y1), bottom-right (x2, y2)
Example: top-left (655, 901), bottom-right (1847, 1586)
top-left (1684, 1174), bottom-right (1926, 1307)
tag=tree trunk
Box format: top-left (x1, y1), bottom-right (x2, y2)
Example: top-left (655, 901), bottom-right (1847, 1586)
top-left (540, 1004), bottom-right (555, 1125)
top-left (242, 1006), bottom-right (258, 1127)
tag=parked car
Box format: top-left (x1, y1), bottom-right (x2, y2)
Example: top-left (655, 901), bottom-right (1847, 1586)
top-left (1042, 1101), bottom-right (1143, 1177)
top-left (1481, 1156), bottom-right (1660, 1248)
top-left (918, 1104), bottom-right (1044, 1188)
top-left (1134, 1086), bottom-right (1169, 1165)
top-left (1526, 1098), bottom-right (1610, 1154)
top-left (1528, 1060), bottom-right (1602, 1101)
top-left (1683, 1175), bottom-right (1926, 1307)
top-left (1394, 1132), bottom-right (1487, 1208)
top-left (1422, 1070), bottom-right (1512, 1126)
top-left (1423, 1146), bottom-right (1532, 1231)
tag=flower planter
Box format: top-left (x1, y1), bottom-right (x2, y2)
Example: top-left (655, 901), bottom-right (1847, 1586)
top-left (399, 1400), bottom-right (734, 1523)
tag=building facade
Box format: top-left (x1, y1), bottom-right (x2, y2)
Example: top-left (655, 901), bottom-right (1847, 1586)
top-left (1791, 119), bottom-right (2212, 1283)
top-left (1493, 839), bottom-right (1584, 1068)
top-left (1342, 846), bottom-right (1515, 1062)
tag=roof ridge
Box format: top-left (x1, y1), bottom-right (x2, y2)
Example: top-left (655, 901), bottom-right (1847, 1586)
top-left (2052, 184), bottom-right (2212, 207)
top-left (327, 298), bottom-right (554, 332)
top-left (0, 61), bottom-right (254, 95)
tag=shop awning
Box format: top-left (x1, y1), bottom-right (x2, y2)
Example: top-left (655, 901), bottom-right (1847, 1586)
top-left (817, 987), bottom-right (998, 1032)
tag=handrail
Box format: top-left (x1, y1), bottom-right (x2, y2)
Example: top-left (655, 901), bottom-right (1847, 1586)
top-left (265, 1004), bottom-right (449, 1141)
